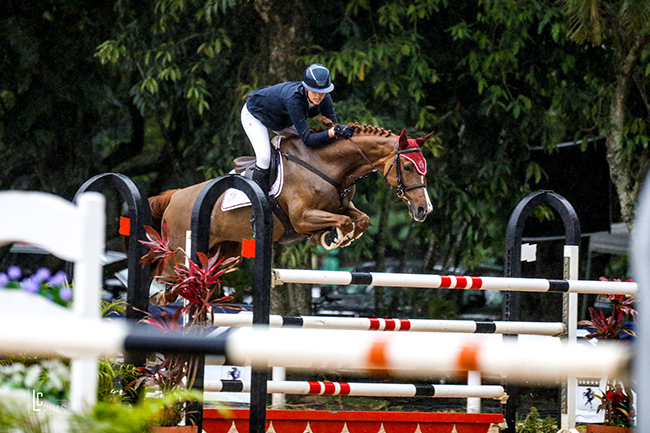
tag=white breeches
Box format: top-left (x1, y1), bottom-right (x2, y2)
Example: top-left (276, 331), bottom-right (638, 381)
top-left (241, 104), bottom-right (271, 169)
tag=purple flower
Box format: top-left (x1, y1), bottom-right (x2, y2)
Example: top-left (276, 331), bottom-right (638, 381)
top-left (48, 271), bottom-right (68, 287)
top-left (22, 278), bottom-right (40, 294)
top-left (0, 273), bottom-right (8, 288)
top-left (7, 266), bottom-right (21, 280)
top-left (59, 286), bottom-right (73, 302)
top-left (33, 268), bottom-right (51, 284)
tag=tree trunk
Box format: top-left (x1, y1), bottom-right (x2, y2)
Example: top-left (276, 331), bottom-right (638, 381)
top-left (270, 244), bottom-right (312, 316)
top-left (606, 34), bottom-right (649, 227)
top-left (255, 0), bottom-right (312, 316)
top-left (254, 0), bottom-right (311, 81)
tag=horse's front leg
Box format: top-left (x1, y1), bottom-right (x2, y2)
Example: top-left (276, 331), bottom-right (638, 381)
top-left (292, 208), bottom-right (355, 249)
top-left (339, 201), bottom-right (370, 247)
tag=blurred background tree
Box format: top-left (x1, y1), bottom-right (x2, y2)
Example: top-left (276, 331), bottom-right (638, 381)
top-left (1, 0), bottom-right (648, 316)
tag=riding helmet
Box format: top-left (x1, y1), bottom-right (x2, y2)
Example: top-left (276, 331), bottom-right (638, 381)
top-left (302, 64), bottom-right (334, 93)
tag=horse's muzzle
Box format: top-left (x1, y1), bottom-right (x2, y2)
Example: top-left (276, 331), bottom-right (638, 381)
top-left (414, 205), bottom-right (430, 222)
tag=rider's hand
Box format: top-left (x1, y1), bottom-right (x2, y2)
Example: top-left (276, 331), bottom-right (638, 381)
top-left (333, 124), bottom-right (354, 139)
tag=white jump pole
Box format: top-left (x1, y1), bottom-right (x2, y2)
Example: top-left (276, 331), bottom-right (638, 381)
top-left (0, 319), bottom-right (630, 385)
top-left (211, 313), bottom-right (566, 336)
top-left (225, 327), bottom-right (630, 384)
top-left (272, 269), bottom-right (637, 295)
top-left (204, 379), bottom-right (508, 402)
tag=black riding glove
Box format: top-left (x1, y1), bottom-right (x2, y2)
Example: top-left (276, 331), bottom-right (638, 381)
top-left (333, 124), bottom-right (354, 139)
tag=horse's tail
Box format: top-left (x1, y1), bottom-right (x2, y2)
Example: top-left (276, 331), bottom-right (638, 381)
top-left (148, 189), bottom-right (179, 234)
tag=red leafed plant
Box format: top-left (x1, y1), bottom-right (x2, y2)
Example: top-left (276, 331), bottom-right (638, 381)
top-left (579, 278), bottom-right (636, 427)
top-left (580, 284), bottom-right (636, 342)
top-left (139, 220), bottom-right (241, 313)
top-left (133, 221), bottom-right (242, 426)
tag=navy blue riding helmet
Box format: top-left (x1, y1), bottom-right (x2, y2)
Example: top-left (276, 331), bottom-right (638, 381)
top-left (302, 63), bottom-right (335, 93)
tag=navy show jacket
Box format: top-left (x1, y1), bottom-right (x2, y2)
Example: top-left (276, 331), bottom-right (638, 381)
top-left (246, 81), bottom-right (338, 147)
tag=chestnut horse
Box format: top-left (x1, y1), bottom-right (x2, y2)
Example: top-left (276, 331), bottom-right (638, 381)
top-left (149, 124), bottom-right (433, 264)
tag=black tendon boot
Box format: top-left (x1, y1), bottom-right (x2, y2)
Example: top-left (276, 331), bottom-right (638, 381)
top-left (252, 165), bottom-right (271, 194)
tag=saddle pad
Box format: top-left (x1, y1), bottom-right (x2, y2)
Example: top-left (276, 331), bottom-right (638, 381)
top-left (221, 156), bottom-right (284, 211)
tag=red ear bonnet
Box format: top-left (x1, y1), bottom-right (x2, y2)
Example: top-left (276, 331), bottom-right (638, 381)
top-left (398, 129), bottom-right (433, 176)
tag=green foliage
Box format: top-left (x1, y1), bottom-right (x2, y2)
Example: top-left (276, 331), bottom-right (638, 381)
top-left (97, 359), bottom-right (139, 404)
top-left (68, 400), bottom-right (158, 433)
top-left (517, 406), bottom-right (555, 433)
top-left (0, 394), bottom-right (55, 433)
top-left (0, 388), bottom-right (198, 433)
top-left (4, 0), bottom-right (650, 317)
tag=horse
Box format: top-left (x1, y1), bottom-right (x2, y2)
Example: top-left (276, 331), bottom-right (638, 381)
top-left (148, 123), bottom-right (434, 270)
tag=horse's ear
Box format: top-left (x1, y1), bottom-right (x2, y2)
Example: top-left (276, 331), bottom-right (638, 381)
top-left (398, 128), bottom-right (409, 150)
top-left (415, 131), bottom-right (435, 147)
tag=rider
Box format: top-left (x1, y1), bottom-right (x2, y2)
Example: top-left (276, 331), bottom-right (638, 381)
top-left (241, 63), bottom-right (354, 193)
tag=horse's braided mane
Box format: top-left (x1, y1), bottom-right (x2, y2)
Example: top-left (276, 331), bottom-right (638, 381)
top-left (309, 117), bottom-right (393, 137)
top-left (348, 123), bottom-right (393, 137)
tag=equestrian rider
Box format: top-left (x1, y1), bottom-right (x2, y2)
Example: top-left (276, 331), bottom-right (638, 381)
top-left (241, 63), bottom-right (354, 193)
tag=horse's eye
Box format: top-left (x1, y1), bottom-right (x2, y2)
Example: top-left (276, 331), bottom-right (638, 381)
top-left (404, 164), bottom-right (414, 172)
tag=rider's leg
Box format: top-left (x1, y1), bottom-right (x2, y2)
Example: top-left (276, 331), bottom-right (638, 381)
top-left (241, 104), bottom-right (271, 192)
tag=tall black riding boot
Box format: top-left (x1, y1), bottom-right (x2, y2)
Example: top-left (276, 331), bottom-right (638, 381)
top-left (252, 165), bottom-right (271, 193)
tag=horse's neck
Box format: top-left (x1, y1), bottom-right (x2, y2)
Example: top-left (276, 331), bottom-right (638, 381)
top-left (337, 135), bottom-right (396, 179)
top-left (282, 134), bottom-right (396, 181)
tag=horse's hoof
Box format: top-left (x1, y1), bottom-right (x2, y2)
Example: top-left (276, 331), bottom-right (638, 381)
top-left (338, 224), bottom-right (357, 248)
top-left (320, 227), bottom-right (342, 250)
top-left (340, 231), bottom-right (363, 248)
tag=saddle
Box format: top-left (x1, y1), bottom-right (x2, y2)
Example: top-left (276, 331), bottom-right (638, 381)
top-left (232, 136), bottom-right (309, 244)
top-left (233, 150), bottom-right (280, 187)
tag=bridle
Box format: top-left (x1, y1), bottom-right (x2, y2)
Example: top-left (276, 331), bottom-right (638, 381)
top-left (347, 136), bottom-right (427, 199)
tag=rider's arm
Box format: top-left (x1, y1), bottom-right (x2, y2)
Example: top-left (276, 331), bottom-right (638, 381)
top-left (286, 96), bottom-right (334, 147)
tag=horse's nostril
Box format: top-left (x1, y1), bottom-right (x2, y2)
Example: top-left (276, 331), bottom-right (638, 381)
top-left (417, 205), bottom-right (426, 219)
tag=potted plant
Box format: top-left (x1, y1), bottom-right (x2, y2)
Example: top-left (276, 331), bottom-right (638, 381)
top-left (580, 282), bottom-right (636, 433)
top-left (517, 406), bottom-right (555, 433)
top-left (134, 222), bottom-right (241, 432)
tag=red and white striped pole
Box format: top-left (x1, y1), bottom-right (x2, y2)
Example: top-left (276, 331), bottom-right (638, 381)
top-left (211, 313), bottom-right (566, 336)
top-left (205, 379), bottom-right (508, 403)
top-left (272, 269), bottom-right (637, 295)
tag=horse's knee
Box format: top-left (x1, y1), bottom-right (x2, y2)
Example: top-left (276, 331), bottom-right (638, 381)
top-left (340, 217), bottom-right (354, 233)
top-left (355, 215), bottom-right (370, 232)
